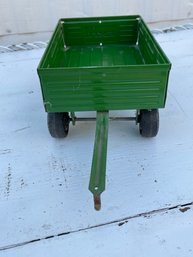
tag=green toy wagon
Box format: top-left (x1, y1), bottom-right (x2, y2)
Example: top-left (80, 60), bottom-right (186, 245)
top-left (37, 15), bottom-right (171, 210)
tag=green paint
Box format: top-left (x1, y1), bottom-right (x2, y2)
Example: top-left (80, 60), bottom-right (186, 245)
top-left (37, 15), bottom-right (171, 113)
top-left (89, 111), bottom-right (109, 195)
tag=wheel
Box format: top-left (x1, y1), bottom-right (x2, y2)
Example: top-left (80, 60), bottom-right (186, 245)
top-left (47, 112), bottom-right (70, 138)
top-left (139, 109), bottom-right (159, 137)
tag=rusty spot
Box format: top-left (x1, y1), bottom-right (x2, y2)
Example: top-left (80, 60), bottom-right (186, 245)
top-left (179, 207), bottom-right (190, 213)
top-left (94, 194), bottom-right (101, 211)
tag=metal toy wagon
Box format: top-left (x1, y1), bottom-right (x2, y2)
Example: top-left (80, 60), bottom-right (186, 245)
top-left (37, 15), bottom-right (171, 210)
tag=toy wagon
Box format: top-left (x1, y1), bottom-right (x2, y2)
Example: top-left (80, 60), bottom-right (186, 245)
top-left (37, 15), bottom-right (171, 210)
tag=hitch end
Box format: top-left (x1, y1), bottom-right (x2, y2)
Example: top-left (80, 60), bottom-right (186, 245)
top-left (94, 194), bottom-right (101, 211)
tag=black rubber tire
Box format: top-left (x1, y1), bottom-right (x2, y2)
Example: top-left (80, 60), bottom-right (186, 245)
top-left (47, 112), bottom-right (70, 138)
top-left (139, 109), bottom-right (159, 137)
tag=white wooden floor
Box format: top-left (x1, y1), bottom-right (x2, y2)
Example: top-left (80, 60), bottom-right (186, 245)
top-left (0, 30), bottom-right (193, 256)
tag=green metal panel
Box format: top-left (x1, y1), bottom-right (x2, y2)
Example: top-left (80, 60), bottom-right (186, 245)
top-left (37, 15), bottom-right (171, 112)
top-left (39, 66), bottom-right (169, 112)
top-left (89, 111), bottom-right (109, 210)
top-left (62, 16), bottom-right (139, 46)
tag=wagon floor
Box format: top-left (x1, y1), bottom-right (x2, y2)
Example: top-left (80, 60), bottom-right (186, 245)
top-left (60, 45), bottom-right (144, 67)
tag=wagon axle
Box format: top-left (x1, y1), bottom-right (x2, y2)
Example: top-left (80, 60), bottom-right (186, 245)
top-left (69, 115), bottom-right (136, 123)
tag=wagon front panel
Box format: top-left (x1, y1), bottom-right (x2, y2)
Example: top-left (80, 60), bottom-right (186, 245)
top-left (38, 64), bottom-right (169, 112)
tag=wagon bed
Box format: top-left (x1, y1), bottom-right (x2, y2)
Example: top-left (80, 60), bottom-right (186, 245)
top-left (37, 15), bottom-right (171, 210)
top-left (38, 15), bottom-right (171, 113)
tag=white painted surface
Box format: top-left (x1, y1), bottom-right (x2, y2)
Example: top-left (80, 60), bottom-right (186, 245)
top-left (0, 0), bottom-right (193, 44)
top-left (1, 207), bottom-right (193, 257)
top-left (0, 29), bottom-right (193, 255)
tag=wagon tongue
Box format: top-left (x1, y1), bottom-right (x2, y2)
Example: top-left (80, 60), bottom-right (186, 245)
top-left (89, 111), bottom-right (109, 211)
